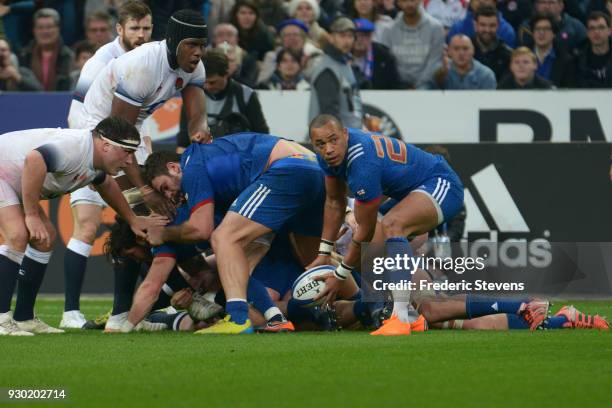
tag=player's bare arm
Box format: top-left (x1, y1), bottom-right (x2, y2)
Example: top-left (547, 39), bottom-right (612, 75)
top-left (95, 174), bottom-right (166, 238)
top-left (182, 85), bottom-right (209, 143)
top-left (21, 150), bottom-right (51, 246)
top-left (126, 256), bottom-right (176, 329)
top-left (147, 202), bottom-right (214, 245)
top-left (306, 176), bottom-right (347, 269)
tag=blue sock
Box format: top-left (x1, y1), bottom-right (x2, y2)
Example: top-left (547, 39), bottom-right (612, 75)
top-left (385, 237), bottom-right (413, 300)
top-left (63, 239), bottom-right (91, 312)
top-left (247, 277), bottom-right (282, 321)
top-left (542, 316), bottom-right (568, 329)
top-left (13, 248), bottom-right (51, 322)
top-left (466, 295), bottom-right (528, 319)
top-left (506, 314), bottom-right (530, 329)
top-left (226, 299), bottom-right (249, 324)
top-left (111, 258), bottom-right (140, 315)
top-left (0, 253), bottom-right (20, 313)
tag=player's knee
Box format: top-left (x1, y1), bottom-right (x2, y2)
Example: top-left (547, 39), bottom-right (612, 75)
top-left (210, 228), bottom-right (237, 251)
top-left (73, 219), bottom-right (100, 243)
top-left (417, 300), bottom-right (435, 322)
top-left (381, 215), bottom-right (407, 237)
top-left (7, 228), bottom-right (29, 252)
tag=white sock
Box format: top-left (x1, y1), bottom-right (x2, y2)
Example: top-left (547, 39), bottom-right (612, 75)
top-left (264, 306), bottom-right (283, 321)
top-left (392, 301), bottom-right (410, 323)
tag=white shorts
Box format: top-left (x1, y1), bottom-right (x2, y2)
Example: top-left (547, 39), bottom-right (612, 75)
top-left (70, 185), bottom-right (107, 208)
top-left (0, 178), bottom-right (20, 209)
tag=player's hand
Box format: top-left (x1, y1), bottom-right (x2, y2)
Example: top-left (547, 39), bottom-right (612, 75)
top-left (24, 214), bottom-right (51, 248)
top-left (305, 254), bottom-right (332, 271)
top-left (190, 129), bottom-right (211, 144)
top-left (313, 273), bottom-right (346, 306)
top-left (141, 188), bottom-right (176, 218)
top-left (146, 226), bottom-right (165, 246)
top-left (129, 215), bottom-right (166, 239)
top-left (171, 288), bottom-right (193, 309)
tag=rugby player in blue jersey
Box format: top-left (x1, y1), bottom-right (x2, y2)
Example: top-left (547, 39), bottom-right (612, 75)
top-left (307, 114), bottom-right (466, 336)
top-left (144, 133), bottom-right (325, 333)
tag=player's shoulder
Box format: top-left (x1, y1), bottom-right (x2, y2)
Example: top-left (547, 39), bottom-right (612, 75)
top-left (346, 128), bottom-right (374, 166)
top-left (114, 41), bottom-right (163, 70)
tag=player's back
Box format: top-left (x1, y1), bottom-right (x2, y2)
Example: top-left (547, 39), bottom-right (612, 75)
top-left (323, 129), bottom-right (448, 201)
top-left (181, 133), bottom-right (279, 206)
top-left (0, 128), bottom-right (94, 197)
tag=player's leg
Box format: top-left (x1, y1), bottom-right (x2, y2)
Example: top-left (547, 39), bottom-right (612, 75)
top-left (0, 198), bottom-right (33, 336)
top-left (61, 189), bottom-right (104, 329)
top-left (206, 212), bottom-right (272, 333)
top-left (12, 204), bottom-right (63, 333)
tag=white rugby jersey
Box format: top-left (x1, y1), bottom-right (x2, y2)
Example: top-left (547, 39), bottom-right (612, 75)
top-left (68, 37), bottom-right (124, 128)
top-left (79, 40), bottom-right (205, 132)
top-left (0, 129), bottom-right (104, 200)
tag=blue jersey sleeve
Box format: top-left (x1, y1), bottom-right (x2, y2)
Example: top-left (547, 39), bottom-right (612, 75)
top-left (181, 161), bottom-right (215, 214)
top-left (151, 243), bottom-right (177, 259)
top-left (346, 144), bottom-right (383, 203)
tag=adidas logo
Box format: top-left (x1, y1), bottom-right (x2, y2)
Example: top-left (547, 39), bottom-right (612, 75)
top-left (460, 164), bottom-right (552, 268)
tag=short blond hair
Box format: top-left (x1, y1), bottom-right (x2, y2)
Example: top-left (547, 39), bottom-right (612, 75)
top-left (511, 46), bottom-right (537, 64)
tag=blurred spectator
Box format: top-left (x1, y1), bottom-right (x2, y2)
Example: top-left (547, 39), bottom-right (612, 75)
top-left (576, 11), bottom-right (611, 87)
top-left (45, 0), bottom-right (81, 46)
top-left (207, 0), bottom-right (236, 38)
top-left (85, 10), bottom-right (114, 49)
top-left (0, 37), bottom-right (42, 90)
top-left (259, 48), bottom-right (310, 89)
top-left (380, 0), bottom-right (445, 89)
top-left (347, 0), bottom-right (394, 42)
top-left (472, 5), bottom-right (512, 81)
top-left (258, 0), bottom-right (288, 28)
top-left (351, 17), bottom-right (399, 89)
top-left (212, 23), bottom-right (259, 87)
top-left (424, 0), bottom-right (467, 32)
top-left (69, 40), bottom-right (95, 89)
top-left (498, 46), bottom-right (555, 87)
top-left (320, 0), bottom-right (345, 23)
top-left (257, 18), bottom-right (323, 85)
top-left (448, 0), bottom-right (516, 46)
top-left (518, 0), bottom-right (587, 55)
top-left (531, 12), bottom-right (576, 86)
top-left (430, 34), bottom-right (497, 89)
top-left (203, 50), bottom-right (269, 136)
top-left (19, 8), bottom-right (74, 91)
top-left (287, 0), bottom-right (330, 47)
top-left (0, 0), bottom-right (35, 52)
top-left (379, 0), bottom-right (399, 18)
top-left (145, 1), bottom-right (203, 41)
top-left (309, 17), bottom-right (363, 128)
top-left (497, 0), bottom-right (533, 31)
top-left (230, 0), bottom-right (274, 61)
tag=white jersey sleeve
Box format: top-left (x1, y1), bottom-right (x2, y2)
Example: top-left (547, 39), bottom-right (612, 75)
top-left (113, 49), bottom-right (160, 107)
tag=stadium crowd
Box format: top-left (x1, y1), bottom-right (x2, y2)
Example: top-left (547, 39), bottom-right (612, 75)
top-left (0, 0), bottom-right (611, 94)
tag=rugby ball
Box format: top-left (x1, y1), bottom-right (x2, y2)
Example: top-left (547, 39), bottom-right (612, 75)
top-left (291, 265), bottom-right (334, 308)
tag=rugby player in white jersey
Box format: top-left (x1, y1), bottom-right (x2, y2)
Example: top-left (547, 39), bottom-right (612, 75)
top-left (62, 0), bottom-right (155, 329)
top-left (0, 118), bottom-right (162, 335)
top-left (61, 8), bottom-right (209, 329)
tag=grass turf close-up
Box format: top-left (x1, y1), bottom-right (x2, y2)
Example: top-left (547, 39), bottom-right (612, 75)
top-left (1, 298), bottom-right (611, 408)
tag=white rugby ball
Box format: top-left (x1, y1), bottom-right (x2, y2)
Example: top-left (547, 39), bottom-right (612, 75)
top-left (291, 265), bottom-right (334, 307)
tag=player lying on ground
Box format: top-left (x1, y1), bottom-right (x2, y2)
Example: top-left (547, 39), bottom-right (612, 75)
top-left (144, 132), bottom-right (327, 334)
top-left (307, 114), bottom-right (465, 336)
top-left (0, 117), bottom-right (165, 336)
top-left (62, 7), bottom-right (209, 329)
top-left (104, 203), bottom-right (299, 333)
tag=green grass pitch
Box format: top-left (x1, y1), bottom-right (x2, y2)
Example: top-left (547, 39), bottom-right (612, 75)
top-left (1, 298), bottom-right (611, 408)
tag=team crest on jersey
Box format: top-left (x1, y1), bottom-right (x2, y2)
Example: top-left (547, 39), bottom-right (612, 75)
top-left (357, 189), bottom-right (366, 196)
top-left (175, 78), bottom-right (184, 90)
top-left (72, 173), bottom-right (87, 182)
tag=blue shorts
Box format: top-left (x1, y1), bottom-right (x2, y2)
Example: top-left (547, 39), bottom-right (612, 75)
top-left (252, 234), bottom-right (303, 296)
top-left (229, 156), bottom-right (325, 237)
top-left (380, 164), bottom-right (464, 225)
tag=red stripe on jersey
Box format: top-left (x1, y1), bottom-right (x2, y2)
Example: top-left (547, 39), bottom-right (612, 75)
top-left (355, 196), bottom-right (383, 206)
top-left (190, 198), bottom-right (213, 214)
top-left (154, 253), bottom-right (176, 259)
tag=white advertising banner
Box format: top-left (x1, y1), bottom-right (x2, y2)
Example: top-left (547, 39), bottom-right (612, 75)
top-left (257, 90), bottom-right (612, 143)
